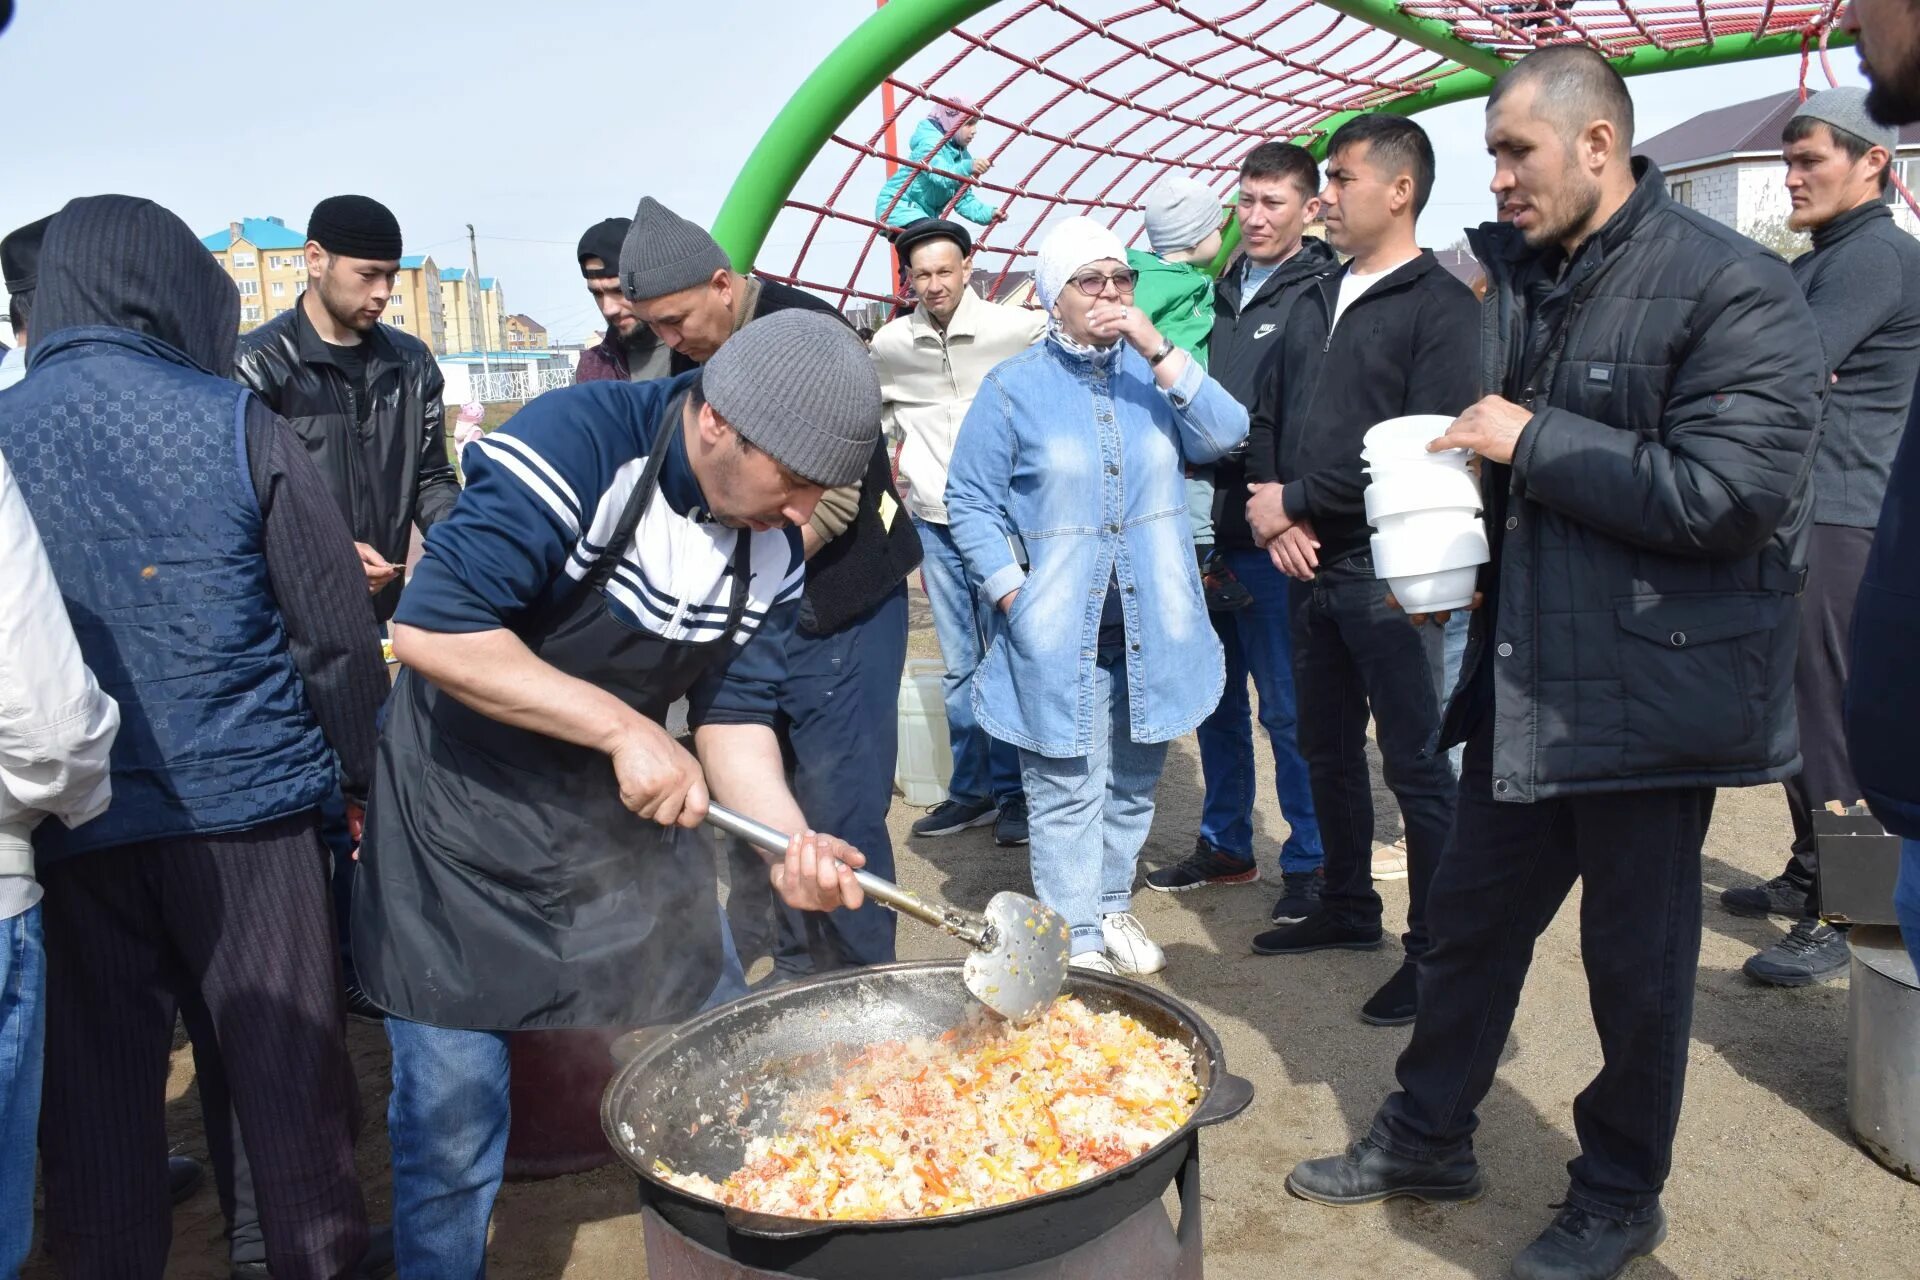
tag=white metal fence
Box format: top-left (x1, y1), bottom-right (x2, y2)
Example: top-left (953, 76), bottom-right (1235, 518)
top-left (471, 367), bottom-right (575, 403)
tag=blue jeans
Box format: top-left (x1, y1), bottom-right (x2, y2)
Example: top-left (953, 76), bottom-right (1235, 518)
top-left (773, 586), bottom-right (907, 975)
top-left (1196, 549), bottom-right (1323, 872)
top-left (1020, 652), bottom-right (1171, 956)
top-left (1, 903), bottom-right (45, 1278)
top-left (914, 517), bottom-right (1023, 807)
top-left (1438, 612), bottom-right (1468, 776)
top-left (1898, 838), bottom-right (1920, 976)
top-left (385, 917), bottom-right (746, 1279)
top-left (1185, 473), bottom-right (1216, 546)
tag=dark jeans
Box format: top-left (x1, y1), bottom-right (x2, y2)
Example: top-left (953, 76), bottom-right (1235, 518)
top-left (1196, 549), bottom-right (1323, 873)
top-left (1784, 524), bottom-right (1876, 917)
top-left (1371, 725), bottom-right (1715, 1223)
top-left (1291, 567), bottom-right (1455, 957)
top-left (768, 585), bottom-right (909, 976)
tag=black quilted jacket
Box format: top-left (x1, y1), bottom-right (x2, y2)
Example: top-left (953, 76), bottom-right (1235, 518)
top-left (1443, 160), bottom-right (1825, 801)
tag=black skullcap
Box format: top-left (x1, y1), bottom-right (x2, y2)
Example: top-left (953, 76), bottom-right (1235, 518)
top-left (892, 217), bottom-right (972, 267)
top-left (2, 215), bottom-right (53, 295)
top-left (306, 194), bottom-right (403, 261)
top-left (578, 217), bottom-right (631, 278)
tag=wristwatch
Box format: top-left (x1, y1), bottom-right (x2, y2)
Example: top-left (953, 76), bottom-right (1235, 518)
top-left (1149, 338), bottom-right (1176, 366)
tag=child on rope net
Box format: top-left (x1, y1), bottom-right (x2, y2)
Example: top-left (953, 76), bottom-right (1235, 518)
top-left (1128, 175), bottom-right (1251, 612)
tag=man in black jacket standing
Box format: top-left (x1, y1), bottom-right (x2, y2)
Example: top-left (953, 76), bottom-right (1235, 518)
top-left (1240, 116), bottom-right (1479, 1030)
top-left (1287, 49), bottom-right (1822, 1280)
top-left (1725, 88), bottom-right (1920, 986)
top-left (235, 196), bottom-right (457, 624)
top-left (621, 199), bottom-right (922, 977)
top-left (1146, 142), bottom-right (1334, 927)
top-left (1842, 0), bottom-right (1920, 980)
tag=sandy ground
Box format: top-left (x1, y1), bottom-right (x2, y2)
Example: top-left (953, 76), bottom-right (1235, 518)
top-left (26, 591), bottom-right (1919, 1278)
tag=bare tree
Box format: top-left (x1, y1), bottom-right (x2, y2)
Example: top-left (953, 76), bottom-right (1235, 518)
top-left (1743, 214), bottom-right (1812, 261)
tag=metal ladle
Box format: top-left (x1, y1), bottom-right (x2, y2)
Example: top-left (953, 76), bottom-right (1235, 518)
top-left (704, 803), bottom-right (1069, 1022)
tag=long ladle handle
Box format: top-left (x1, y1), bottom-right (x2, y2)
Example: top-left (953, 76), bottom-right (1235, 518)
top-left (703, 803), bottom-right (982, 941)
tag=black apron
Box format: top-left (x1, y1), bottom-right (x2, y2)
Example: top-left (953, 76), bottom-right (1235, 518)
top-left (354, 428), bottom-right (753, 1030)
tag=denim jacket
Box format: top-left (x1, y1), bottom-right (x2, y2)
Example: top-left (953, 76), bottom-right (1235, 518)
top-left (945, 335), bottom-right (1248, 758)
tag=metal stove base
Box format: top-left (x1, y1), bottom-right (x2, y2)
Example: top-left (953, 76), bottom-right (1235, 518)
top-left (639, 1150), bottom-right (1205, 1279)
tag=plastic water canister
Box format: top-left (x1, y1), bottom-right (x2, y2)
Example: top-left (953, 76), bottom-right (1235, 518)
top-left (895, 658), bottom-right (953, 806)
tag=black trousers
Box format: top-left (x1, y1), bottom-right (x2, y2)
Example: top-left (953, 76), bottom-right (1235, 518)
top-left (37, 813), bottom-right (366, 1280)
top-left (1370, 725), bottom-right (1714, 1223)
top-left (1784, 523), bottom-right (1876, 915)
top-left (1291, 568), bottom-right (1456, 957)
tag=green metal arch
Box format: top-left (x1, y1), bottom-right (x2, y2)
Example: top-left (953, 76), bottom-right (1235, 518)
top-left (710, 0), bottom-right (1852, 274)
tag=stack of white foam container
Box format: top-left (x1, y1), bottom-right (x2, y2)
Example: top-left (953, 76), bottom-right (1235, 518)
top-left (1361, 415), bottom-right (1489, 613)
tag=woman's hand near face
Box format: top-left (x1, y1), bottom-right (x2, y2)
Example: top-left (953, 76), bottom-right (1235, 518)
top-left (1085, 303), bottom-right (1161, 358)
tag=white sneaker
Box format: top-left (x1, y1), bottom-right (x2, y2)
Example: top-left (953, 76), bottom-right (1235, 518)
top-left (1372, 840), bottom-right (1409, 882)
top-left (1100, 912), bottom-right (1166, 975)
top-left (1068, 951), bottom-right (1118, 974)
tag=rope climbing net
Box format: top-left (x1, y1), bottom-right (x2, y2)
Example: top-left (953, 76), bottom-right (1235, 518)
top-left (733, 0), bottom-right (1852, 310)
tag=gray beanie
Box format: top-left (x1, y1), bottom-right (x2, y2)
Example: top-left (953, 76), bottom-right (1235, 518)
top-left (1791, 87), bottom-right (1899, 158)
top-left (1143, 175), bottom-right (1223, 256)
top-left (620, 196), bottom-right (731, 302)
top-left (703, 310), bottom-right (880, 488)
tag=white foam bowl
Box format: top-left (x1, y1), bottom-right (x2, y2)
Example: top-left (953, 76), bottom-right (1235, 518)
top-left (1386, 566), bottom-right (1480, 614)
top-left (1363, 414), bottom-right (1458, 457)
top-left (1371, 523), bottom-right (1489, 576)
top-left (1359, 449), bottom-right (1474, 474)
top-left (1364, 470), bottom-right (1483, 522)
top-left (1370, 508), bottom-right (1485, 541)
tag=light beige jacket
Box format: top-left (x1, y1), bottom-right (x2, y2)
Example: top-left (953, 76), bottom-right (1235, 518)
top-left (870, 288), bottom-right (1044, 523)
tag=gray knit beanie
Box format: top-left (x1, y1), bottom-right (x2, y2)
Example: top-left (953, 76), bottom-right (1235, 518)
top-left (620, 197), bottom-right (731, 302)
top-left (1144, 175), bottom-right (1223, 256)
top-left (1791, 87), bottom-right (1899, 158)
top-left (703, 311), bottom-right (880, 488)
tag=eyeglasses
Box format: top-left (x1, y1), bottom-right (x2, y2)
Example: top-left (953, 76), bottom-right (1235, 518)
top-left (1070, 269), bottom-right (1138, 297)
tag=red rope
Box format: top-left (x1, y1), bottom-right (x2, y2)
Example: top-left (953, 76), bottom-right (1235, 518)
top-left (766, 0), bottom-right (1867, 308)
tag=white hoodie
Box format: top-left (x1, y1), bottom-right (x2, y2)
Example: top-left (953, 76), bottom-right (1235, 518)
top-left (0, 449), bottom-right (118, 918)
top-left (871, 288), bottom-right (1044, 524)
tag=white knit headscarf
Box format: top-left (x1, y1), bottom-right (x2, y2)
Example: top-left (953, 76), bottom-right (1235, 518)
top-left (1034, 216), bottom-right (1130, 313)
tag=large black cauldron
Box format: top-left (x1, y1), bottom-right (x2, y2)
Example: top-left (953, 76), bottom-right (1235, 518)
top-left (601, 962), bottom-right (1253, 1279)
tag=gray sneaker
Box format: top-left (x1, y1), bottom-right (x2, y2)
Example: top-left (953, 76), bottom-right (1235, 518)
top-left (1720, 872), bottom-right (1810, 919)
top-left (911, 797), bottom-right (998, 838)
top-left (993, 795), bottom-right (1029, 846)
top-left (1742, 918), bottom-right (1849, 987)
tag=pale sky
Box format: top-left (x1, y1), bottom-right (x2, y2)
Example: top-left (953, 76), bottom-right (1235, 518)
top-left (0, 1), bottom-right (1863, 346)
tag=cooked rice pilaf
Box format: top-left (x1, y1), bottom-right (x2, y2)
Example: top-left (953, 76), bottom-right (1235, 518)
top-left (657, 996), bottom-right (1200, 1220)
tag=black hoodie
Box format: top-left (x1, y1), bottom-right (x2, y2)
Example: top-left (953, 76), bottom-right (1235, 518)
top-left (32, 194), bottom-right (239, 377)
top-left (1205, 238), bottom-right (1340, 549)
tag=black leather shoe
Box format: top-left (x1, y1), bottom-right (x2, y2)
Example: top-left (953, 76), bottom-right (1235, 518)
top-left (1510, 1202), bottom-right (1667, 1280)
top-left (1285, 1137), bottom-right (1483, 1206)
top-left (1360, 961), bottom-right (1418, 1026)
top-left (168, 1154), bottom-right (204, 1206)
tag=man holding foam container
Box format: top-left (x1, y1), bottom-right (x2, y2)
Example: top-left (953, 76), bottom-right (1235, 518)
top-left (1286, 47), bottom-right (1821, 1280)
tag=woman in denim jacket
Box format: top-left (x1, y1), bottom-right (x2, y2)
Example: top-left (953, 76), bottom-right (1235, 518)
top-left (945, 217), bottom-right (1247, 975)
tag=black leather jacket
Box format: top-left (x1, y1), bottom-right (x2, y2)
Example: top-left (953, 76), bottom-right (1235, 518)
top-left (236, 301), bottom-right (458, 621)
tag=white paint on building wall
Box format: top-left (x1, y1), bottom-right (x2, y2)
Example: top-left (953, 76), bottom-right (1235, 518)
top-left (1669, 151), bottom-right (1920, 241)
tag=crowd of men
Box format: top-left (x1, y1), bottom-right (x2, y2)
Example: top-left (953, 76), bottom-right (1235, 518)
top-left (1, 14), bottom-right (1919, 1280)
